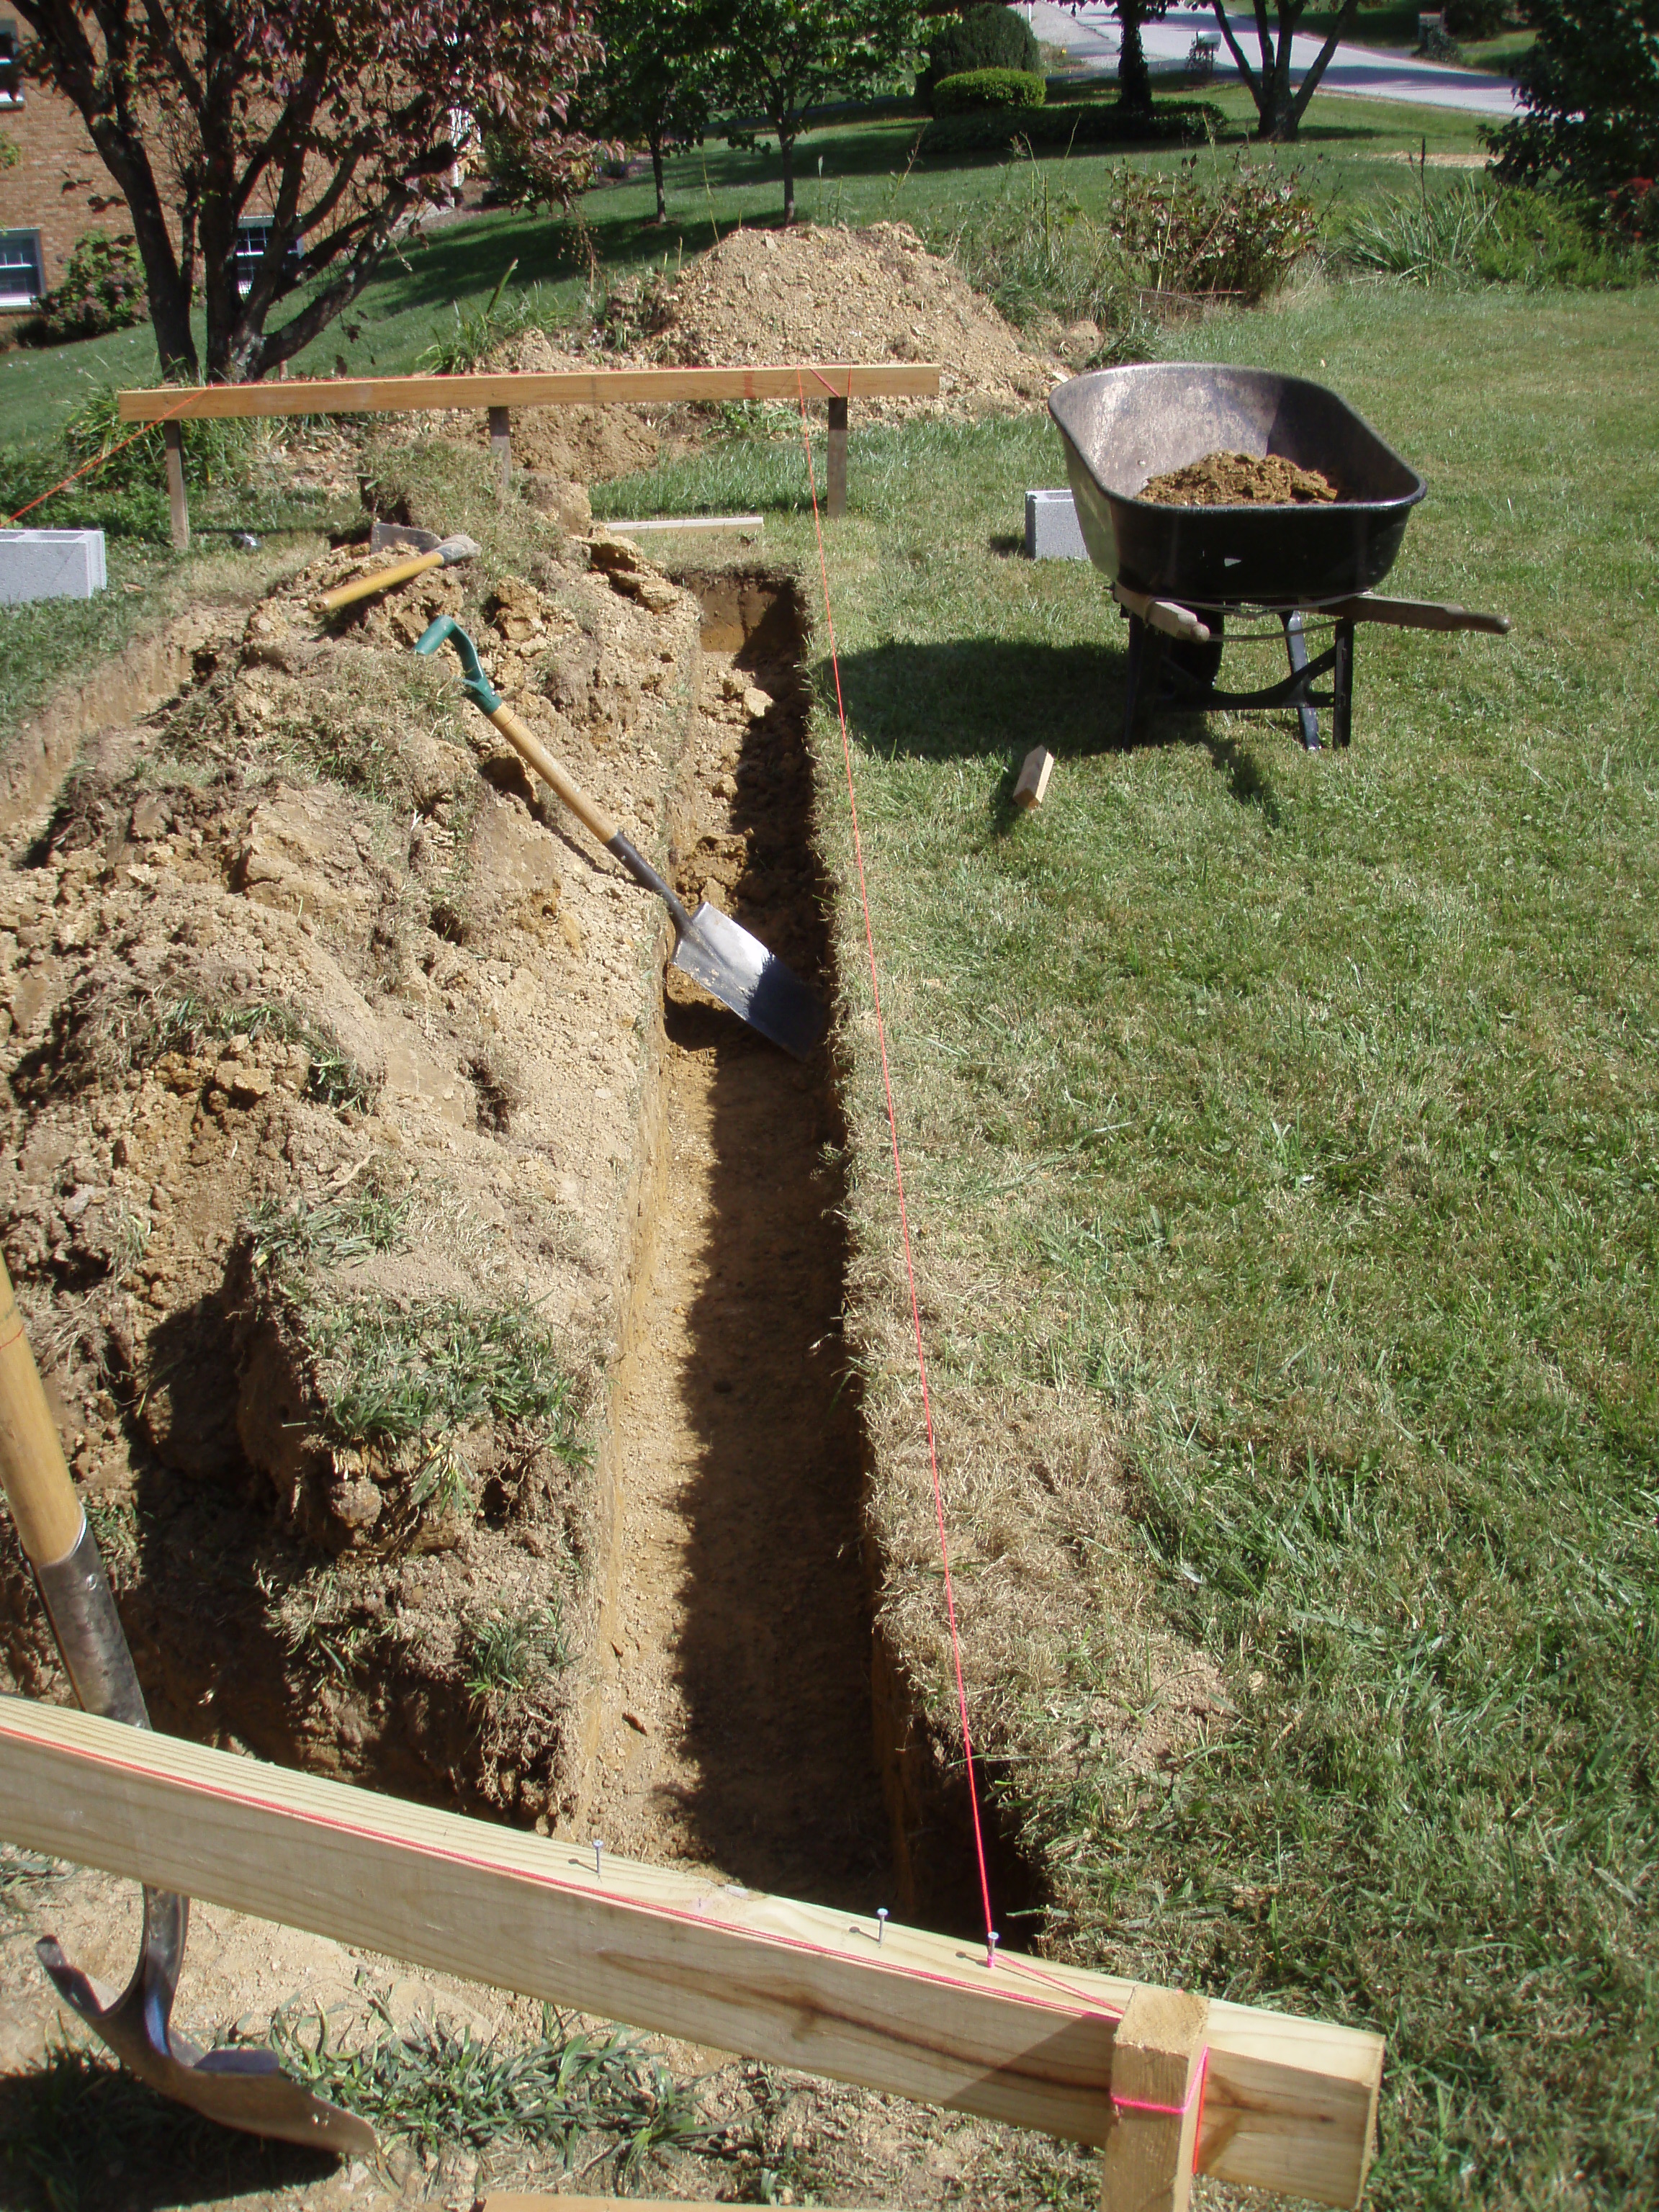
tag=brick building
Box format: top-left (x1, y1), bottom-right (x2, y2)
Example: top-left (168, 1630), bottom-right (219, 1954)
top-left (0, 21), bottom-right (364, 325)
top-left (0, 15), bottom-right (135, 316)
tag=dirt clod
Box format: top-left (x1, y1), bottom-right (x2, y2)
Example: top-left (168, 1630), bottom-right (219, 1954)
top-left (1141, 449), bottom-right (1341, 505)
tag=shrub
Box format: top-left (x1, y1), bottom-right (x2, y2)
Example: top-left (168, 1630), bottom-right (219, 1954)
top-left (1339, 174), bottom-right (1658, 284)
top-left (943, 150), bottom-right (1317, 351)
top-left (30, 233), bottom-right (147, 346)
top-left (1487, 0), bottom-right (1659, 215)
top-left (918, 3), bottom-right (1040, 108)
top-left (934, 66), bottom-right (1046, 113)
top-left (919, 96), bottom-right (1220, 155)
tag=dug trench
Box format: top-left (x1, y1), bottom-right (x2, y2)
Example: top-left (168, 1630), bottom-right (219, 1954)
top-left (0, 529), bottom-right (1024, 1961)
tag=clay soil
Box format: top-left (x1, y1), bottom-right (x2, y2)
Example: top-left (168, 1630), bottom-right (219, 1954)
top-left (1140, 450), bottom-right (1341, 505)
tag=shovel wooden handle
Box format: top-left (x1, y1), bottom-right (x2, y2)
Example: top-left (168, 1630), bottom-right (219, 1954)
top-left (487, 701), bottom-right (619, 848)
top-left (318, 548), bottom-right (442, 613)
top-left (0, 1254), bottom-right (84, 1569)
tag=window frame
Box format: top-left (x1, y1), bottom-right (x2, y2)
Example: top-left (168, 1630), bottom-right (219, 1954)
top-left (0, 229), bottom-right (45, 311)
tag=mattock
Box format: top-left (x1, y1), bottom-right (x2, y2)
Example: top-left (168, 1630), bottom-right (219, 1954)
top-left (0, 1252), bottom-right (374, 2156)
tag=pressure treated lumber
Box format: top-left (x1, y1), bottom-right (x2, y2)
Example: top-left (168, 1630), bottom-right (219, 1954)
top-left (0, 1700), bottom-right (1381, 2206)
top-left (116, 364), bottom-right (940, 423)
top-left (1013, 746), bottom-right (1055, 811)
top-left (1099, 1987), bottom-right (1209, 2212)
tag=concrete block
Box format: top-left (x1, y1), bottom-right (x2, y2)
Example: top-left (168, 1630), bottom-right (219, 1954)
top-left (1025, 489), bottom-right (1088, 561)
top-left (0, 529), bottom-right (108, 605)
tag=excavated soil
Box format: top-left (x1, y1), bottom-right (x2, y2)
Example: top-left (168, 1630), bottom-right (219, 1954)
top-left (648, 222), bottom-right (1061, 414)
top-left (0, 468), bottom-right (703, 1835)
top-left (1140, 450), bottom-right (1341, 505)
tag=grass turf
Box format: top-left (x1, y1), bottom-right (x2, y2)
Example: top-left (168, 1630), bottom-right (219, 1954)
top-left (591, 279), bottom-right (1658, 2209)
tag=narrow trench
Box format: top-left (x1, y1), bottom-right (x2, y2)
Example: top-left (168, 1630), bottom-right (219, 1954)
top-left (579, 575), bottom-right (894, 1915)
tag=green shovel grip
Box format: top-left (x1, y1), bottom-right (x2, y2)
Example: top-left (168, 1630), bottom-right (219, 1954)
top-left (413, 615), bottom-right (503, 716)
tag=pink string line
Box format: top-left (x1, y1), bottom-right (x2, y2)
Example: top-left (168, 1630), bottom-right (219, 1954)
top-left (793, 369), bottom-right (996, 1951)
top-left (6, 388), bottom-right (198, 526)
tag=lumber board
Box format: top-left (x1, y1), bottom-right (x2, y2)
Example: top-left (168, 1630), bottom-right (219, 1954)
top-left (1013, 746), bottom-right (1055, 811)
top-left (0, 1699), bottom-right (1381, 2206)
top-left (116, 364), bottom-right (941, 423)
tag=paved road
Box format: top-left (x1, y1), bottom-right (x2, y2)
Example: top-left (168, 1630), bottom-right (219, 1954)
top-left (1027, 1), bottom-right (1522, 118)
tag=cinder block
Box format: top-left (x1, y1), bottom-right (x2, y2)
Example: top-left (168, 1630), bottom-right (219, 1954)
top-left (0, 529), bottom-right (108, 605)
top-left (1025, 489), bottom-right (1088, 561)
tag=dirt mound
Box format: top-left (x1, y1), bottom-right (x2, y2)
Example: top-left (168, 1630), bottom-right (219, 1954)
top-left (0, 459), bottom-right (701, 1833)
top-left (655, 222), bottom-right (1058, 413)
top-left (1141, 449), bottom-right (1341, 505)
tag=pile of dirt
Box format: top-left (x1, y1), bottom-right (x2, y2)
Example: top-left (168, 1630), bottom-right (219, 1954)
top-left (652, 222), bottom-right (1059, 413)
top-left (1140, 449), bottom-right (1341, 505)
top-left (0, 451), bottom-right (702, 1834)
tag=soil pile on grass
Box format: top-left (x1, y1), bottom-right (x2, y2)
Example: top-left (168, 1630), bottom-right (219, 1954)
top-left (1141, 451), bottom-right (1340, 505)
top-left (0, 439), bottom-right (701, 1832)
top-left (654, 222), bottom-right (1059, 413)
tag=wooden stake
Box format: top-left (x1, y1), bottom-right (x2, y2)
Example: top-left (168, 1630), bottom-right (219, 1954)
top-left (489, 405), bottom-right (511, 492)
top-left (163, 420), bottom-right (189, 551)
top-left (1100, 1987), bottom-right (1209, 2212)
top-left (0, 1701), bottom-right (1382, 2206)
top-left (1013, 746), bottom-right (1054, 811)
top-left (827, 394), bottom-right (849, 518)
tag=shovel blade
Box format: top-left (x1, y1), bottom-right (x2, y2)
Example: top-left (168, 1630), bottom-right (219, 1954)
top-left (672, 903), bottom-right (825, 1058)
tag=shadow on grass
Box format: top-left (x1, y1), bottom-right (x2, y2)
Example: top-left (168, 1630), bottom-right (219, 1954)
top-left (836, 634), bottom-right (1289, 818)
top-left (0, 2044), bottom-right (338, 2211)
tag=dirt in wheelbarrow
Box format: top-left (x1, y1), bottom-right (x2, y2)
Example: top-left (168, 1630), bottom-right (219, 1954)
top-left (1141, 449), bottom-right (1341, 505)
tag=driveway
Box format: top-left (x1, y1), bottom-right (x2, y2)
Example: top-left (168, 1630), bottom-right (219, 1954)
top-left (1026, 1), bottom-right (1523, 118)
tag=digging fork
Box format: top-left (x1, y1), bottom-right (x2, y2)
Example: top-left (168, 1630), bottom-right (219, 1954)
top-left (0, 1253), bottom-right (374, 2154)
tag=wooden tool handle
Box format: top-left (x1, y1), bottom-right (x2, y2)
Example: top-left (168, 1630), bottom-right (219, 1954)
top-left (318, 548), bottom-right (441, 613)
top-left (0, 1254), bottom-right (85, 1569)
top-left (1326, 594), bottom-right (1511, 637)
top-left (1110, 581), bottom-right (1211, 646)
top-left (487, 702), bottom-right (619, 848)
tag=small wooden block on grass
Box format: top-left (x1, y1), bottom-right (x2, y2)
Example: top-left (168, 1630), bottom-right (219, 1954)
top-left (1014, 746), bottom-right (1055, 811)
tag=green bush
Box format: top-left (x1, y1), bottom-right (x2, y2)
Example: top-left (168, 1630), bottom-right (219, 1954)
top-left (918, 3), bottom-right (1040, 108)
top-left (28, 233), bottom-right (147, 346)
top-left (1487, 0), bottom-right (1659, 215)
top-left (943, 150), bottom-right (1317, 351)
top-left (1339, 174), bottom-right (1658, 284)
top-left (920, 97), bottom-right (1220, 156)
top-left (934, 66), bottom-right (1046, 114)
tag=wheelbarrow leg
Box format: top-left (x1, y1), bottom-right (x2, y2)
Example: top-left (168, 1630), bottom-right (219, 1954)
top-left (1122, 612), bottom-right (1167, 742)
top-left (1280, 611), bottom-right (1321, 752)
top-left (1332, 618), bottom-right (1354, 748)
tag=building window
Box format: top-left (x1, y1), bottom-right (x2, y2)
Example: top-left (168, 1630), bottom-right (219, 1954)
top-left (0, 231), bottom-right (44, 310)
top-left (234, 219), bottom-right (302, 299)
top-left (0, 19), bottom-right (22, 107)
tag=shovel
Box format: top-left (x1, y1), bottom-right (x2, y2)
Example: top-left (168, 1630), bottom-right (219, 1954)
top-left (414, 615), bottom-right (825, 1058)
top-left (0, 1253), bottom-right (375, 2157)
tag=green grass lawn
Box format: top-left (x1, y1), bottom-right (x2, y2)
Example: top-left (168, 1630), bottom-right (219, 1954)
top-left (0, 89), bottom-right (1489, 451)
top-left (592, 279), bottom-right (1659, 2209)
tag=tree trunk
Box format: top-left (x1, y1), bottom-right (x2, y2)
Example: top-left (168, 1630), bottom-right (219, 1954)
top-left (1118, 1), bottom-right (1152, 114)
top-left (1260, 28), bottom-right (1298, 138)
top-left (780, 128), bottom-right (796, 224)
top-left (651, 136), bottom-right (667, 224)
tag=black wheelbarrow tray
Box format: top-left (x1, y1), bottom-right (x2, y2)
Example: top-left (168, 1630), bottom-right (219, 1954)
top-left (1048, 362), bottom-right (1510, 750)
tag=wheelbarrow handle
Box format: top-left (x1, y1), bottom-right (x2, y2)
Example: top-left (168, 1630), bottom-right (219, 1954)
top-left (317, 548), bottom-right (441, 613)
top-left (486, 698), bottom-right (621, 849)
top-left (0, 1253), bottom-right (86, 1569)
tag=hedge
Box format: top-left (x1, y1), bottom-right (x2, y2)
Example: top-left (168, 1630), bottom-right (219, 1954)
top-left (918, 99), bottom-right (1224, 156)
top-left (935, 67), bottom-right (1047, 114)
top-left (918, 4), bottom-right (1041, 108)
